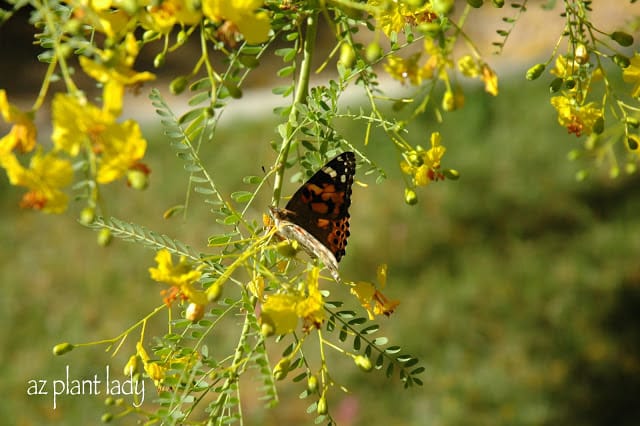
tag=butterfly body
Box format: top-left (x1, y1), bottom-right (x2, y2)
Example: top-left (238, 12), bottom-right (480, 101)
top-left (271, 152), bottom-right (356, 281)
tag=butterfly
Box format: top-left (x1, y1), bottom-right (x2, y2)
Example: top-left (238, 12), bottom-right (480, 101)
top-left (270, 152), bottom-right (356, 282)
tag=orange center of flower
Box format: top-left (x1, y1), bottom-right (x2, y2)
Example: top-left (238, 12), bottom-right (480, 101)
top-left (20, 191), bottom-right (47, 210)
top-left (567, 116), bottom-right (584, 137)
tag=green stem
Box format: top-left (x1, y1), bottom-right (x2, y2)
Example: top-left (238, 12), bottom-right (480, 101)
top-left (271, 11), bottom-right (319, 207)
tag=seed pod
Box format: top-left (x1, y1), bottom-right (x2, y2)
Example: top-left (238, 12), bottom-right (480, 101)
top-left (52, 342), bottom-right (74, 356)
top-left (592, 116), bottom-right (604, 135)
top-left (613, 54), bottom-right (631, 69)
top-left (611, 31), bottom-right (634, 47)
top-left (549, 77), bottom-right (563, 93)
top-left (404, 188), bottom-right (418, 205)
top-left (525, 63), bottom-right (545, 81)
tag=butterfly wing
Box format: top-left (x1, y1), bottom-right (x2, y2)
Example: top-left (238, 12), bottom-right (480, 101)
top-left (280, 152), bottom-right (356, 262)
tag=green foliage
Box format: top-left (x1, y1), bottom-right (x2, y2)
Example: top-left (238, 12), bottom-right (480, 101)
top-left (1, 0), bottom-right (640, 425)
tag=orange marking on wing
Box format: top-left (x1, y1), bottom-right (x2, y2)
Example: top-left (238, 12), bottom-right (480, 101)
top-left (311, 202), bottom-right (329, 214)
top-left (317, 218), bottom-right (330, 228)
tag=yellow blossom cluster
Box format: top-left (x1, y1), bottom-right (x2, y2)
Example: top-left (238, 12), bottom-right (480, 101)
top-left (401, 132), bottom-right (447, 187)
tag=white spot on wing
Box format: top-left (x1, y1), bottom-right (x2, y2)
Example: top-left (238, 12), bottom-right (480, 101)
top-left (323, 166), bottom-right (337, 177)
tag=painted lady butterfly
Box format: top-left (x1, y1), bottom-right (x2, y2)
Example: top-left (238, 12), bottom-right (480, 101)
top-left (271, 152), bottom-right (356, 282)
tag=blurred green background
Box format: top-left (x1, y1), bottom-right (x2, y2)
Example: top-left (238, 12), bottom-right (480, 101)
top-left (2, 76), bottom-right (640, 425)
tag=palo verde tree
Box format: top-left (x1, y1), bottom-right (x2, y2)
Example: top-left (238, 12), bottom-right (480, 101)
top-left (1, 0), bottom-right (639, 424)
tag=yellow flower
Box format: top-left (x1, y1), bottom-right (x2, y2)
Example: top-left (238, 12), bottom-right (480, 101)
top-left (0, 149), bottom-right (73, 213)
top-left (368, 0), bottom-right (435, 36)
top-left (401, 132), bottom-right (447, 186)
top-left (550, 95), bottom-right (602, 137)
top-left (384, 54), bottom-right (423, 85)
top-left (481, 63), bottom-right (499, 96)
top-left (261, 293), bottom-right (300, 335)
top-left (261, 267), bottom-right (325, 335)
top-left (0, 90), bottom-right (37, 154)
top-left (421, 38), bottom-right (451, 81)
top-left (79, 34), bottom-right (156, 116)
top-left (142, 0), bottom-right (203, 34)
top-left (149, 249), bottom-right (206, 305)
top-left (294, 267), bottom-right (325, 328)
top-left (350, 265), bottom-right (399, 320)
top-left (457, 55), bottom-right (480, 78)
top-left (551, 55), bottom-right (602, 82)
top-left (202, 0), bottom-right (270, 44)
top-left (623, 53), bottom-right (640, 98)
top-left (51, 93), bottom-right (147, 183)
top-left (136, 342), bottom-right (166, 386)
top-left (80, 55), bottom-right (156, 88)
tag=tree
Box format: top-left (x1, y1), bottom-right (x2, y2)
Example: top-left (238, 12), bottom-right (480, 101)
top-left (1, 0), bottom-right (638, 424)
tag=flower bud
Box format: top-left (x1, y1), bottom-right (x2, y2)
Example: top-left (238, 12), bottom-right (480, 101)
top-left (613, 54), bottom-right (631, 69)
top-left (574, 43), bottom-right (589, 64)
top-left (466, 0), bottom-right (483, 7)
top-left (525, 63), bottom-right (545, 81)
top-left (79, 207), bottom-right (95, 225)
top-left (432, 0), bottom-right (454, 15)
top-left (170, 76), bottom-right (189, 95)
top-left (97, 228), bottom-right (112, 247)
top-left (143, 30), bottom-right (157, 42)
top-left (307, 374), bottom-right (318, 393)
top-left (404, 188), bottom-right (418, 205)
top-left (611, 31), bottom-right (634, 47)
top-left (206, 282), bottom-right (222, 303)
top-left (443, 168), bottom-right (460, 180)
top-left (354, 355), bottom-right (373, 372)
top-left (592, 116), bottom-right (604, 134)
top-left (101, 413), bottom-right (113, 423)
top-left (442, 90), bottom-right (455, 111)
top-left (338, 43), bottom-right (355, 69)
top-left (186, 303), bottom-right (205, 322)
top-left (104, 396), bottom-right (115, 406)
top-left (549, 77), bottom-right (563, 93)
top-left (127, 169), bottom-right (149, 190)
top-left (365, 41), bottom-right (382, 63)
top-left (627, 117), bottom-right (640, 129)
top-left (273, 358), bottom-right (290, 381)
top-left (492, 0), bottom-right (504, 7)
top-left (176, 30), bottom-right (188, 45)
top-left (52, 342), bottom-right (74, 356)
top-left (260, 321), bottom-right (275, 337)
top-left (153, 52), bottom-right (165, 68)
top-left (123, 355), bottom-right (138, 376)
top-left (317, 393), bottom-right (328, 415)
top-left (627, 135), bottom-right (639, 151)
top-left (564, 78), bottom-right (576, 90)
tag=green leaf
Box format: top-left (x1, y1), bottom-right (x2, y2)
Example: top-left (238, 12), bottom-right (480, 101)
top-left (189, 77), bottom-right (212, 92)
top-left (385, 346), bottom-right (401, 354)
top-left (373, 336), bottom-right (388, 346)
top-left (242, 175), bottom-right (262, 184)
top-left (231, 191), bottom-right (252, 203)
top-left (179, 108), bottom-right (206, 125)
top-left (361, 324), bottom-right (380, 335)
top-left (188, 91), bottom-right (211, 106)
